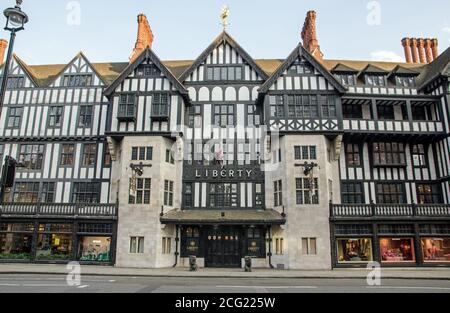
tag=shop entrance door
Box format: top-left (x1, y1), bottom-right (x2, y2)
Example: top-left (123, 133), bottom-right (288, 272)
top-left (205, 227), bottom-right (241, 268)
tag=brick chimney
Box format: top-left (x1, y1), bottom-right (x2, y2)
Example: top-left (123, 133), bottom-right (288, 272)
top-left (401, 38), bottom-right (412, 63)
top-left (424, 39), bottom-right (433, 63)
top-left (402, 37), bottom-right (439, 64)
top-left (301, 11), bottom-right (323, 61)
top-left (0, 39), bottom-right (8, 65)
top-left (410, 38), bottom-right (419, 63)
top-left (418, 38), bottom-right (426, 63)
top-left (129, 14), bottom-right (154, 63)
top-left (431, 39), bottom-right (439, 59)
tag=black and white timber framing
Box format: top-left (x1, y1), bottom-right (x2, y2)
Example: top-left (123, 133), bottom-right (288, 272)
top-left (0, 29), bottom-right (449, 268)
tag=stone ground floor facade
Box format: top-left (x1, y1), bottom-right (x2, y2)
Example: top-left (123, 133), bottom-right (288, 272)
top-left (1, 201), bottom-right (450, 269)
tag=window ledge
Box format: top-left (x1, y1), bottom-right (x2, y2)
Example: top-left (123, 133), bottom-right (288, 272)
top-left (373, 164), bottom-right (407, 168)
top-left (151, 115), bottom-right (169, 120)
top-left (117, 115), bottom-right (136, 122)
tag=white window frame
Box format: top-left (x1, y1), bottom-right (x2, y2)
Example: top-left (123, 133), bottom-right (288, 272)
top-left (130, 236), bottom-right (144, 254)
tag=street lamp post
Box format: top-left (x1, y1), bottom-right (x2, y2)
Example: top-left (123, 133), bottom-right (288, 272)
top-left (0, 1), bottom-right (27, 203)
top-left (0, 0), bottom-right (28, 115)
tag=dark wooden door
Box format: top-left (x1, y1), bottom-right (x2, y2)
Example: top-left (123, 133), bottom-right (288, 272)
top-left (205, 227), bottom-right (241, 268)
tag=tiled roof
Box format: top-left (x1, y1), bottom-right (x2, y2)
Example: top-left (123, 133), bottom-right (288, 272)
top-left (416, 46), bottom-right (450, 89)
top-left (3, 46), bottom-right (448, 89)
top-left (322, 59), bottom-right (425, 73)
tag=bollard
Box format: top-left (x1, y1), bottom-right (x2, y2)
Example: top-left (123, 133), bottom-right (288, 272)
top-left (189, 255), bottom-right (198, 272)
top-left (244, 256), bottom-right (252, 272)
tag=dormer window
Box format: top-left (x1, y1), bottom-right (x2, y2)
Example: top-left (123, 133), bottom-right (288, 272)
top-left (288, 61), bottom-right (313, 75)
top-left (136, 64), bottom-right (160, 77)
top-left (7, 76), bottom-right (25, 89)
top-left (396, 76), bottom-right (415, 88)
top-left (63, 74), bottom-right (93, 87)
top-left (206, 66), bottom-right (243, 81)
top-left (338, 74), bottom-right (355, 86)
top-left (366, 75), bottom-right (386, 87)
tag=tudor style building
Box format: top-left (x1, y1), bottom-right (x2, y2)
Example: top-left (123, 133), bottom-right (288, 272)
top-left (0, 11), bottom-right (449, 268)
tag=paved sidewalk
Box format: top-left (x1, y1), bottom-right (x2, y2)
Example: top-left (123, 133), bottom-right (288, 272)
top-left (1, 263), bottom-right (450, 279)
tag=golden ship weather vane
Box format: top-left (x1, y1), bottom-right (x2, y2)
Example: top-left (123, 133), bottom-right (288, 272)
top-left (220, 5), bottom-right (230, 30)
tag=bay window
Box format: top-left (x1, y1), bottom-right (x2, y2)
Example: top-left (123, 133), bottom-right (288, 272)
top-left (373, 142), bottom-right (406, 166)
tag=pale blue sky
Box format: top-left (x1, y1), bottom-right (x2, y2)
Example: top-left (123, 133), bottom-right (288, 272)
top-left (2, 0), bottom-right (450, 65)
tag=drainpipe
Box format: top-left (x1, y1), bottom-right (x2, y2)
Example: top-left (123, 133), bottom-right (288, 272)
top-left (173, 225), bottom-right (179, 267)
top-left (267, 226), bottom-right (274, 269)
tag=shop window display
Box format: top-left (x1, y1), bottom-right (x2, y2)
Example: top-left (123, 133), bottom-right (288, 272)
top-left (380, 238), bottom-right (415, 262)
top-left (0, 233), bottom-right (32, 260)
top-left (78, 236), bottom-right (111, 262)
top-left (337, 238), bottom-right (373, 263)
top-left (36, 233), bottom-right (73, 260)
top-left (421, 238), bottom-right (450, 262)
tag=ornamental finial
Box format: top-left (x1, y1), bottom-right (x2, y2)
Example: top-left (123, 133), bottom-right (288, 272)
top-left (220, 5), bottom-right (230, 30)
top-left (16, 0), bottom-right (23, 7)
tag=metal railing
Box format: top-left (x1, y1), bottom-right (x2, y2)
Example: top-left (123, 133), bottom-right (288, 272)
top-left (330, 203), bottom-right (450, 218)
top-left (0, 202), bottom-right (118, 218)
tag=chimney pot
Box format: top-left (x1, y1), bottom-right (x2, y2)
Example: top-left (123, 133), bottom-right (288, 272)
top-left (401, 38), bottom-right (412, 63)
top-left (418, 38), bottom-right (427, 63)
top-left (130, 14), bottom-right (154, 63)
top-left (410, 38), bottom-right (419, 64)
top-left (424, 39), bottom-right (434, 63)
top-left (0, 39), bottom-right (8, 65)
top-left (431, 39), bottom-right (439, 59)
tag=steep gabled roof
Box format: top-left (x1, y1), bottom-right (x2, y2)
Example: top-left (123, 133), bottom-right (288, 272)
top-left (46, 52), bottom-right (109, 86)
top-left (417, 46), bottom-right (450, 90)
top-left (9, 54), bottom-right (39, 87)
top-left (259, 44), bottom-right (346, 94)
top-left (179, 31), bottom-right (269, 82)
top-left (0, 51), bottom-right (438, 89)
top-left (104, 48), bottom-right (188, 97)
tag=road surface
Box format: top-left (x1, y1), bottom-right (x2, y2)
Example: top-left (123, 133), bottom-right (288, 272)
top-left (0, 274), bottom-right (449, 293)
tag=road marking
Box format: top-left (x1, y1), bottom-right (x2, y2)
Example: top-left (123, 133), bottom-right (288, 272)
top-left (367, 286), bottom-right (450, 291)
top-left (0, 278), bottom-right (114, 283)
top-left (0, 283), bottom-right (20, 286)
top-left (216, 285), bottom-right (317, 289)
top-left (22, 284), bottom-right (71, 287)
top-left (0, 278), bottom-right (64, 281)
top-left (77, 285), bottom-right (89, 289)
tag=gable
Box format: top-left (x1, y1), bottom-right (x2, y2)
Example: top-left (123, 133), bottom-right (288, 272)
top-left (180, 32), bottom-right (268, 83)
top-left (112, 59), bottom-right (175, 93)
top-left (445, 63), bottom-right (450, 76)
top-left (0, 56), bottom-right (37, 88)
top-left (104, 48), bottom-right (187, 98)
top-left (259, 44), bottom-right (346, 94)
top-left (50, 53), bottom-right (105, 87)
